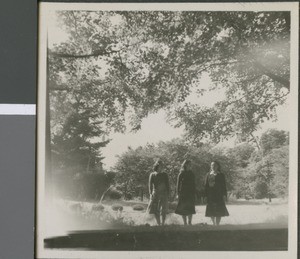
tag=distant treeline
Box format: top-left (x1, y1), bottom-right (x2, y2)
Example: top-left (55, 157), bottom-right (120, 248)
top-left (113, 128), bottom-right (289, 202)
top-left (51, 129), bottom-right (288, 202)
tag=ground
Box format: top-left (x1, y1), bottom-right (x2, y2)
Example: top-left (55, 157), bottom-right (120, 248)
top-left (44, 197), bottom-right (288, 251)
top-left (43, 197), bottom-right (288, 249)
top-left (45, 225), bottom-right (287, 251)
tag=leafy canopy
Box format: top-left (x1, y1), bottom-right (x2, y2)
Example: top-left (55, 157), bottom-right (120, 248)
top-left (49, 11), bottom-right (290, 145)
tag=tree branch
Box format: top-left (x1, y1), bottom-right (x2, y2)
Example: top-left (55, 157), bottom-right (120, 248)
top-left (254, 61), bottom-right (290, 91)
top-left (250, 132), bottom-right (261, 150)
top-left (49, 80), bottom-right (112, 91)
top-left (70, 11), bottom-right (79, 38)
top-left (49, 48), bottom-right (121, 59)
top-left (49, 41), bottom-right (141, 59)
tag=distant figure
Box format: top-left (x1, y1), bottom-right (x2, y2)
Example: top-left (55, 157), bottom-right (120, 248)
top-left (148, 160), bottom-right (170, 226)
top-left (175, 160), bottom-right (196, 225)
top-left (205, 161), bottom-right (229, 226)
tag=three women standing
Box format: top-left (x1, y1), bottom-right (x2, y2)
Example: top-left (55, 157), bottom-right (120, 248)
top-left (148, 159), bottom-right (229, 226)
top-left (205, 161), bottom-right (229, 226)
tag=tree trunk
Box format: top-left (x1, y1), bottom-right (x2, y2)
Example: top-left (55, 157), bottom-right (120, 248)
top-left (45, 43), bottom-right (53, 200)
top-left (86, 155), bottom-right (91, 173)
top-left (124, 181), bottom-right (129, 199)
top-left (250, 133), bottom-right (261, 150)
top-left (99, 185), bottom-right (114, 204)
top-left (254, 61), bottom-right (290, 90)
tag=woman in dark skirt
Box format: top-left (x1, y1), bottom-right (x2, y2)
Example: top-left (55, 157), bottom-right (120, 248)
top-left (205, 161), bottom-right (229, 226)
top-left (175, 160), bottom-right (196, 225)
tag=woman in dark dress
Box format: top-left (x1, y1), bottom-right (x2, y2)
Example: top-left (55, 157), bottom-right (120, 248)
top-left (205, 161), bottom-right (229, 226)
top-left (175, 160), bottom-right (196, 225)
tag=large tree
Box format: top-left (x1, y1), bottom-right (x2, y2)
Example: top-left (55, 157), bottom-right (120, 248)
top-left (51, 101), bottom-right (109, 174)
top-left (49, 10), bottom-right (290, 146)
top-left (260, 128), bottom-right (289, 154)
top-left (232, 129), bottom-right (289, 200)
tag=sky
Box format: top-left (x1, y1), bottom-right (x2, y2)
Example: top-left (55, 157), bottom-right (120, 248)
top-left (47, 10), bottom-right (291, 170)
top-left (100, 94), bottom-right (290, 170)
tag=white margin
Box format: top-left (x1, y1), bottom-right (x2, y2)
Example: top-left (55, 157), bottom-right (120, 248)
top-left (36, 2), bottom-right (299, 259)
top-left (0, 104), bottom-right (36, 115)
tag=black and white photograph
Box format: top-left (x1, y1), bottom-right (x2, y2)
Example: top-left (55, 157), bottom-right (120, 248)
top-left (36, 2), bottom-right (298, 259)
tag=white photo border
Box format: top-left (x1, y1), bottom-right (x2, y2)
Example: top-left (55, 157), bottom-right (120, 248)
top-left (37, 2), bottom-right (299, 258)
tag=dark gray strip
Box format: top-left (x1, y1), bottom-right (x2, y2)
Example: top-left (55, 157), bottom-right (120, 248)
top-left (0, 115), bottom-right (36, 259)
top-left (0, 0), bottom-right (37, 104)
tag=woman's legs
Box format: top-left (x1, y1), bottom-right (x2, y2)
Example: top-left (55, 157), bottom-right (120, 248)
top-left (155, 213), bottom-right (161, 225)
top-left (182, 215), bottom-right (187, 225)
top-left (210, 217), bottom-right (216, 225)
top-left (188, 215), bottom-right (193, 225)
top-left (149, 193), bottom-right (160, 225)
top-left (161, 196), bottom-right (167, 226)
top-left (216, 217), bottom-right (221, 226)
top-left (161, 213), bottom-right (166, 226)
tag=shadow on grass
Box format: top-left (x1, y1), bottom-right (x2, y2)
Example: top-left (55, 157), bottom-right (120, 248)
top-left (44, 223), bottom-right (288, 251)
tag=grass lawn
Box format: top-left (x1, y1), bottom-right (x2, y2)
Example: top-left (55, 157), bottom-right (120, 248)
top-left (45, 200), bottom-right (288, 251)
top-left (43, 198), bottom-right (288, 242)
top-left (43, 198), bottom-right (288, 251)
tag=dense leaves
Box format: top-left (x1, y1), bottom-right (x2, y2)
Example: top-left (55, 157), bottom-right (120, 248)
top-left (51, 101), bottom-right (109, 174)
top-left (233, 129), bottom-right (289, 200)
top-left (113, 139), bottom-right (235, 200)
top-left (49, 11), bottom-right (290, 144)
top-left (48, 12), bottom-right (290, 201)
top-left (113, 129), bottom-right (289, 201)
top-left (260, 129), bottom-right (289, 154)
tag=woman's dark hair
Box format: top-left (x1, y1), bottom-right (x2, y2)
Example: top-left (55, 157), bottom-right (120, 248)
top-left (153, 159), bottom-right (163, 171)
top-left (211, 161), bottom-right (221, 172)
top-left (180, 159), bottom-right (192, 172)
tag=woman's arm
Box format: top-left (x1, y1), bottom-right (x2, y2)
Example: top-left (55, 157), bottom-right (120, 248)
top-left (165, 174), bottom-right (170, 195)
top-left (192, 173), bottom-right (197, 201)
top-left (192, 173), bottom-right (196, 194)
top-left (176, 173), bottom-right (182, 196)
top-left (204, 174), bottom-right (209, 197)
top-left (222, 173), bottom-right (228, 201)
top-left (149, 173), bottom-right (153, 196)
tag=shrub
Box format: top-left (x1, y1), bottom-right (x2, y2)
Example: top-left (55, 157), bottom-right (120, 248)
top-left (111, 204), bottom-right (123, 211)
top-left (108, 189), bottom-right (123, 200)
top-left (227, 194), bottom-right (238, 203)
top-left (53, 171), bottom-right (109, 201)
top-left (245, 195), bottom-right (252, 200)
top-left (132, 204), bottom-right (145, 211)
top-left (92, 204), bottom-right (105, 211)
top-left (69, 202), bottom-right (82, 212)
top-left (168, 202), bottom-right (177, 212)
top-left (124, 193), bottom-right (133, 200)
